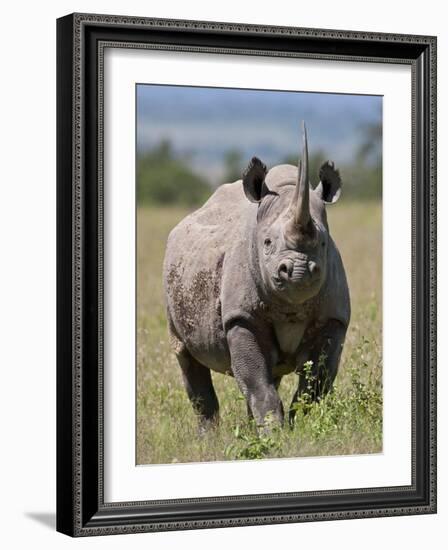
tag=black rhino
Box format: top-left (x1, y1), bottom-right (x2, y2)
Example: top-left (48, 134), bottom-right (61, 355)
top-left (163, 123), bottom-right (350, 431)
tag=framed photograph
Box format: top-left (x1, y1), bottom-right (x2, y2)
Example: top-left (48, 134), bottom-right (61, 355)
top-left (56, 13), bottom-right (437, 536)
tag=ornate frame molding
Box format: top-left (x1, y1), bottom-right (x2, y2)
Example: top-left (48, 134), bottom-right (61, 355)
top-left (57, 12), bottom-right (437, 537)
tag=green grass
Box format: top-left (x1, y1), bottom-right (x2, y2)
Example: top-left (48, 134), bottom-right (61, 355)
top-left (136, 201), bottom-right (382, 464)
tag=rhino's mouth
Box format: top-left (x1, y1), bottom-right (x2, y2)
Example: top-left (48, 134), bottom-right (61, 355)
top-left (273, 274), bottom-right (314, 290)
top-left (273, 276), bottom-right (286, 290)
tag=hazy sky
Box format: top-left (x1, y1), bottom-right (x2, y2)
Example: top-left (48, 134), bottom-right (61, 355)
top-left (137, 84), bottom-right (382, 183)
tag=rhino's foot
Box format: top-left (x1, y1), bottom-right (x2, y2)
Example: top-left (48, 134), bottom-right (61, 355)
top-left (197, 415), bottom-right (220, 437)
top-left (249, 388), bottom-right (284, 432)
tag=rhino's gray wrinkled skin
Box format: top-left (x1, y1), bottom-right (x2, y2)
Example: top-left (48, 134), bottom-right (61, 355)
top-left (163, 124), bottom-right (350, 431)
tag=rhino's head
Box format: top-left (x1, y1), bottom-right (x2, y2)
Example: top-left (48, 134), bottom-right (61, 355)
top-left (242, 122), bottom-right (342, 306)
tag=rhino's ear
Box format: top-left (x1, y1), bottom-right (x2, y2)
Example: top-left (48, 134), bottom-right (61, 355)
top-left (242, 157), bottom-right (269, 203)
top-left (315, 161), bottom-right (342, 204)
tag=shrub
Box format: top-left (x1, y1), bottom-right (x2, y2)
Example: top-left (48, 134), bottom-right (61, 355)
top-left (137, 140), bottom-right (211, 206)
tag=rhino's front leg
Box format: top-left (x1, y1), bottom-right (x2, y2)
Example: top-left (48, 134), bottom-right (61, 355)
top-left (227, 323), bottom-right (284, 428)
top-left (289, 319), bottom-right (347, 425)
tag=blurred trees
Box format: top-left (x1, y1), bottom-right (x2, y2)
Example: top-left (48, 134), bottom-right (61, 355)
top-left (283, 122), bottom-right (382, 201)
top-left (137, 122), bottom-right (382, 207)
top-left (137, 140), bottom-right (211, 207)
top-left (223, 149), bottom-right (244, 183)
top-left (357, 122), bottom-right (382, 165)
top-left (343, 122), bottom-right (382, 200)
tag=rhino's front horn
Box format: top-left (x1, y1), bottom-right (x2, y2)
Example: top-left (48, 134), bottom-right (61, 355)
top-left (291, 121), bottom-right (310, 228)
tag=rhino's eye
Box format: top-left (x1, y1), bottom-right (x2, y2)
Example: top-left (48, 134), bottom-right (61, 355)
top-left (321, 241), bottom-right (326, 248)
top-left (263, 238), bottom-right (273, 254)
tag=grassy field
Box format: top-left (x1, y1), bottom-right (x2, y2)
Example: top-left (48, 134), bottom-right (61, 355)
top-left (136, 201), bottom-right (382, 464)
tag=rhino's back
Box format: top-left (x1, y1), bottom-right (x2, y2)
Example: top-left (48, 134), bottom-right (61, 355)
top-left (165, 179), bottom-right (250, 266)
top-left (163, 180), bottom-right (252, 371)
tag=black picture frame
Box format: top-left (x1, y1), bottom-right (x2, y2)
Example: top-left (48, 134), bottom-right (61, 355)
top-left (56, 13), bottom-right (437, 537)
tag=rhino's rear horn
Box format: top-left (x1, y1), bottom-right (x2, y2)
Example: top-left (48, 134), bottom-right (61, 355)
top-left (242, 156), bottom-right (269, 203)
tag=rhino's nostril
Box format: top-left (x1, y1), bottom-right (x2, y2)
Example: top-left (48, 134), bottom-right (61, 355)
top-left (278, 261), bottom-right (292, 280)
top-left (309, 261), bottom-right (320, 277)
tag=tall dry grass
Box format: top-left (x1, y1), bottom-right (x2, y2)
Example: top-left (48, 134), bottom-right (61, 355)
top-left (136, 201), bottom-right (382, 464)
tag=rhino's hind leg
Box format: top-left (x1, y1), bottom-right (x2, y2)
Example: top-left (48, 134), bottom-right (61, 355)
top-left (289, 319), bottom-right (347, 425)
top-left (176, 348), bottom-right (220, 433)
